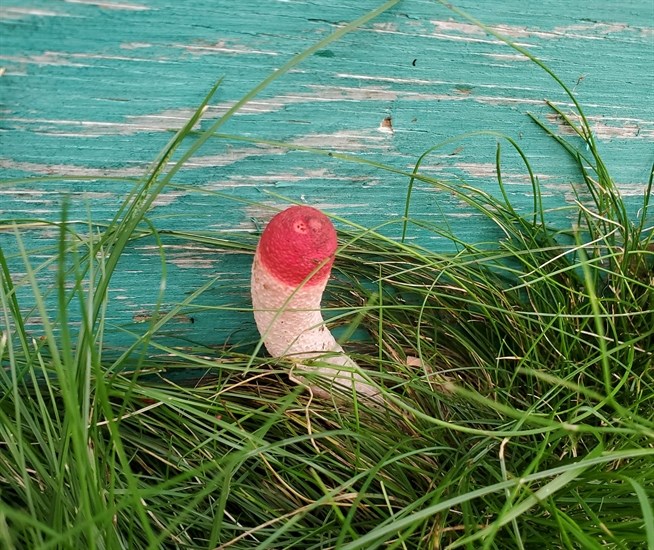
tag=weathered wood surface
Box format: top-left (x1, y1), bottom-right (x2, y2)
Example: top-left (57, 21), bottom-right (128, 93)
top-left (1, 0), bottom-right (653, 351)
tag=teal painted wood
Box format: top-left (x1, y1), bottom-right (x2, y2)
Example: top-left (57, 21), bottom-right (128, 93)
top-left (1, 0), bottom-right (653, 351)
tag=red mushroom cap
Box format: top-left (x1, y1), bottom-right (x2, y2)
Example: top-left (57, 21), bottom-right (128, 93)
top-left (257, 205), bottom-right (338, 287)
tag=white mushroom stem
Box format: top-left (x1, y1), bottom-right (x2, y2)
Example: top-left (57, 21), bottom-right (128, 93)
top-left (250, 206), bottom-right (380, 402)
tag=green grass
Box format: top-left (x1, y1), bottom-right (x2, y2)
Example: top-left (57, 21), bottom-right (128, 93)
top-left (1, 1), bottom-right (653, 548)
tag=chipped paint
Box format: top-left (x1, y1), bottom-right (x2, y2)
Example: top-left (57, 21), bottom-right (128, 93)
top-left (378, 116), bottom-right (394, 134)
top-left (204, 169), bottom-right (380, 193)
top-left (453, 162), bottom-right (555, 186)
top-left (292, 129), bottom-right (391, 151)
top-left (431, 19), bottom-right (649, 42)
top-left (132, 311), bottom-right (195, 324)
top-left (182, 149), bottom-right (284, 168)
top-left (0, 52), bottom-right (91, 67)
top-left (120, 42), bottom-right (154, 50)
top-left (545, 113), bottom-right (654, 140)
top-left (0, 159), bottom-right (146, 177)
top-left (64, 0), bottom-right (150, 11)
top-left (177, 40), bottom-right (279, 56)
top-left (0, 7), bottom-right (70, 20)
top-left (162, 244), bottom-right (222, 270)
top-left (150, 191), bottom-right (187, 208)
top-left (481, 53), bottom-right (531, 62)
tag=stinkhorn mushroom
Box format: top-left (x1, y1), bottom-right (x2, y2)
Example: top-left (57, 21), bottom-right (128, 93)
top-left (251, 205), bottom-right (379, 402)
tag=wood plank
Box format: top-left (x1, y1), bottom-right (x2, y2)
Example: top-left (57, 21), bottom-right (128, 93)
top-left (1, 0), bottom-right (652, 352)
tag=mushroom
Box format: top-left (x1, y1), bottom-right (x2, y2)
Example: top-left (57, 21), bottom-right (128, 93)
top-left (251, 205), bottom-right (380, 402)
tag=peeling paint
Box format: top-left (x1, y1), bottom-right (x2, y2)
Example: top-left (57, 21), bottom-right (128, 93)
top-left (545, 113), bottom-right (654, 140)
top-left (64, 0), bottom-right (150, 11)
top-left (482, 53), bottom-right (531, 62)
top-left (0, 52), bottom-right (91, 67)
top-left (164, 244), bottom-right (221, 270)
top-left (150, 191), bottom-right (187, 208)
top-left (0, 7), bottom-right (70, 20)
top-left (371, 22), bottom-right (399, 33)
top-left (552, 22), bottom-right (648, 39)
top-left (182, 146), bottom-right (286, 168)
top-left (307, 84), bottom-right (399, 102)
top-left (431, 18), bottom-right (649, 42)
top-left (0, 83), bottom-right (548, 138)
top-left (292, 129), bottom-right (390, 151)
top-left (0, 158), bottom-right (146, 177)
top-left (454, 162), bottom-right (498, 179)
top-left (120, 42), bottom-right (154, 50)
top-left (132, 311), bottom-right (195, 324)
top-left (429, 20), bottom-right (534, 46)
top-left (176, 40), bottom-right (279, 56)
top-left (431, 20), bottom-right (487, 36)
top-left (204, 169), bottom-right (377, 192)
top-left (378, 116), bottom-right (394, 134)
top-left (453, 162), bottom-right (555, 185)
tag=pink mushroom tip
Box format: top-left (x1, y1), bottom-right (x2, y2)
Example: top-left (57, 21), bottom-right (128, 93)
top-left (257, 205), bottom-right (338, 287)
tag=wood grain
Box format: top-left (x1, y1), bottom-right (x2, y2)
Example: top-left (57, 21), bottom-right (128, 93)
top-left (1, 0), bottom-right (652, 351)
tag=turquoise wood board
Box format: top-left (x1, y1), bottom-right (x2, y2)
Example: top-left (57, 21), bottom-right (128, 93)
top-left (1, 0), bottom-right (653, 352)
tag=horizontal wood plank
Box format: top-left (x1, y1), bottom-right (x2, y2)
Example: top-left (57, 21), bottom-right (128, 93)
top-left (1, 0), bottom-right (652, 351)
